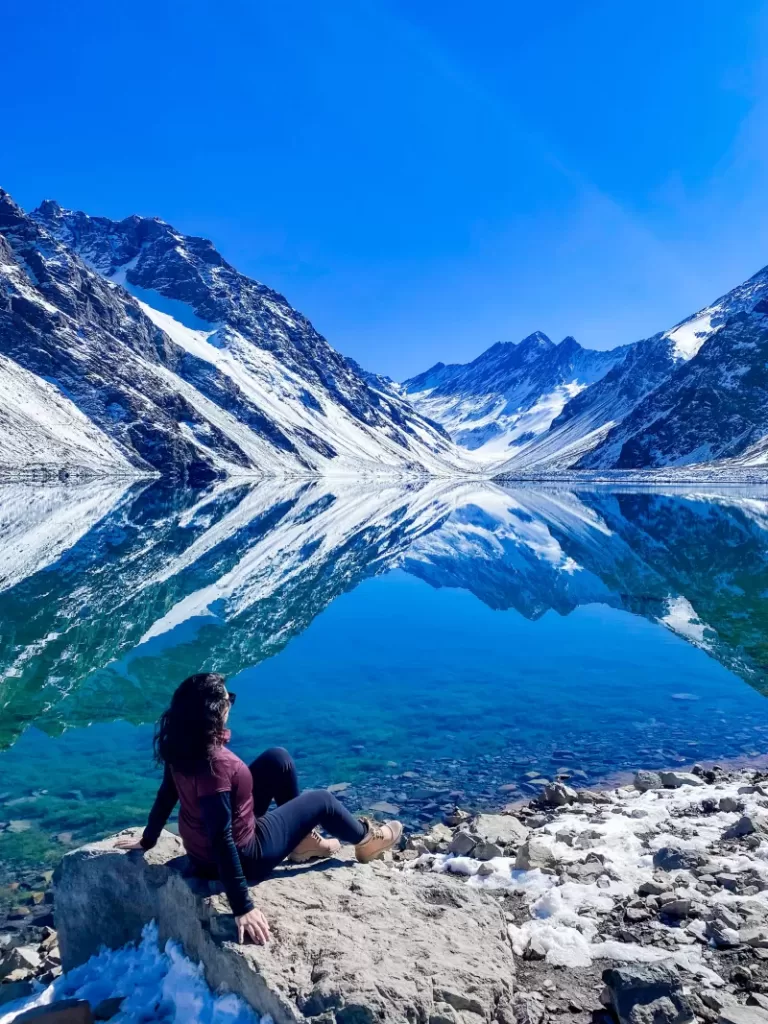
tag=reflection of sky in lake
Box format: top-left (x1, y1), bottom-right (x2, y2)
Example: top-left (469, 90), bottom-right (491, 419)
top-left (3, 479), bottom-right (768, 874)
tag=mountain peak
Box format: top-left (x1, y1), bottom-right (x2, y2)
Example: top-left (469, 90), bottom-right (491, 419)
top-left (519, 331), bottom-right (553, 349)
top-left (35, 198), bottom-right (66, 219)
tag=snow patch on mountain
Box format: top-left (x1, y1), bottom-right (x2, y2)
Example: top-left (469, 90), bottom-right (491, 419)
top-left (0, 353), bottom-right (136, 479)
top-left (403, 335), bottom-right (625, 464)
top-left (26, 196), bottom-right (472, 478)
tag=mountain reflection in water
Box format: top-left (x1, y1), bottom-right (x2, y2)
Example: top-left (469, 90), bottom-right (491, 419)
top-left (2, 478), bottom-right (768, 871)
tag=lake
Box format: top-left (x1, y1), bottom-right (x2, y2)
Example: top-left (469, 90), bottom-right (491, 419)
top-left (3, 478), bottom-right (768, 883)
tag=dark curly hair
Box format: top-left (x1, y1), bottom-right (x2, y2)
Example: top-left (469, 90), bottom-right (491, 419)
top-left (154, 673), bottom-right (230, 773)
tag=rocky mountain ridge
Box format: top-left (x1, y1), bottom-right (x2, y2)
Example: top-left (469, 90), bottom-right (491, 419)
top-left (405, 265), bottom-right (768, 475)
top-left (0, 189), bottom-right (468, 481)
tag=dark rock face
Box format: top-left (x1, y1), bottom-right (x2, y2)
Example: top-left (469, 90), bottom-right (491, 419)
top-left (602, 965), bottom-right (695, 1024)
top-left (27, 196), bottom-right (460, 475)
top-left (607, 315), bottom-right (768, 468)
top-left (0, 189), bottom-right (462, 480)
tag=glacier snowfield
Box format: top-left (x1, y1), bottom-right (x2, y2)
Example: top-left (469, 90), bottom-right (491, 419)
top-left (3, 479), bottom-right (768, 875)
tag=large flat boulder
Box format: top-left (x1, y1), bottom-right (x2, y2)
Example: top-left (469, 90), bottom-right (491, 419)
top-left (54, 829), bottom-right (515, 1024)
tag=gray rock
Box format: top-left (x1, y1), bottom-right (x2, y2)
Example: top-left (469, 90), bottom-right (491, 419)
top-left (720, 797), bottom-right (744, 813)
top-left (652, 846), bottom-right (708, 871)
top-left (0, 943), bottom-right (41, 980)
top-left (740, 926), bottom-right (768, 948)
top-left (715, 873), bottom-right (740, 892)
top-left (638, 880), bottom-right (666, 896)
top-left (55, 830), bottom-right (516, 1024)
top-left (724, 815), bottom-right (768, 840)
top-left (471, 814), bottom-right (529, 848)
top-left (660, 772), bottom-right (705, 789)
top-left (719, 1007), bottom-right (768, 1024)
top-left (713, 905), bottom-right (743, 931)
top-left (602, 964), bottom-right (694, 1024)
top-left (515, 835), bottom-right (556, 871)
top-left (661, 899), bottom-right (691, 919)
top-left (474, 841), bottom-right (504, 862)
top-left (448, 831), bottom-right (480, 856)
top-left (634, 771), bottom-right (663, 793)
top-left (422, 824), bottom-right (453, 852)
top-left (541, 783), bottom-right (577, 808)
top-left (514, 993), bottom-right (545, 1024)
top-left (706, 921), bottom-right (741, 949)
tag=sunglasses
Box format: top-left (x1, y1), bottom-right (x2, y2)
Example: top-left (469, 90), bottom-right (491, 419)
top-left (227, 692), bottom-right (237, 706)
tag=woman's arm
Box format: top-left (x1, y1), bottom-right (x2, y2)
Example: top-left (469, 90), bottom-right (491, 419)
top-left (140, 765), bottom-right (179, 850)
top-left (198, 794), bottom-right (270, 943)
top-left (199, 791), bottom-right (253, 917)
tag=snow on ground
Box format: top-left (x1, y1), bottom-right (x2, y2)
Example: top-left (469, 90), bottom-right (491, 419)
top-left (114, 282), bottom-right (474, 476)
top-left (664, 312), bottom-right (716, 362)
top-left (0, 354), bottom-right (137, 476)
top-left (0, 923), bottom-right (259, 1024)
top-left (407, 771), bottom-right (768, 980)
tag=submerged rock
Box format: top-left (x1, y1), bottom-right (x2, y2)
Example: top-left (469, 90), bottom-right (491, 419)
top-left (54, 830), bottom-right (516, 1024)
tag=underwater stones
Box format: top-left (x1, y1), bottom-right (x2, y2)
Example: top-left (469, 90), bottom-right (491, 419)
top-left (55, 830), bottom-right (515, 1024)
top-left (634, 771), bottom-right (663, 793)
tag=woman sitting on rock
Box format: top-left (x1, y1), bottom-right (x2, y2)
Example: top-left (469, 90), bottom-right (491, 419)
top-left (116, 672), bottom-right (402, 946)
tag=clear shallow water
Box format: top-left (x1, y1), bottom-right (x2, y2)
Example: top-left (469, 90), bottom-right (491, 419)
top-left (3, 478), bottom-right (768, 877)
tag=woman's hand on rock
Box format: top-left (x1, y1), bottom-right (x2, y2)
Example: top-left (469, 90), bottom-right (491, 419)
top-left (114, 837), bottom-right (144, 851)
top-left (236, 907), bottom-right (270, 945)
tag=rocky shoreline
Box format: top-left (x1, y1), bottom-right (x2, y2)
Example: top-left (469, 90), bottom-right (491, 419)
top-left (6, 763), bottom-right (768, 1022)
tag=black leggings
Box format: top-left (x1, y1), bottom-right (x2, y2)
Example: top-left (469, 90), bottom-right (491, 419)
top-left (239, 747), bottom-right (366, 882)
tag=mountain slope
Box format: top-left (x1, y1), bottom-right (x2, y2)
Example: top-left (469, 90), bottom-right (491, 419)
top-left (0, 352), bottom-right (134, 478)
top-left (583, 312), bottom-right (768, 468)
top-left (27, 197), bottom-right (468, 477)
top-left (402, 332), bottom-right (626, 460)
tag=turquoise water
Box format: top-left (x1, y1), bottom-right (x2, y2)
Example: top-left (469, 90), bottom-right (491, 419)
top-left (3, 479), bottom-right (768, 875)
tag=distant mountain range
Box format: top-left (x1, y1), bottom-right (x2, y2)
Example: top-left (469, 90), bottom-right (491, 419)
top-left (404, 267), bottom-right (768, 473)
top-left (3, 185), bottom-right (768, 479)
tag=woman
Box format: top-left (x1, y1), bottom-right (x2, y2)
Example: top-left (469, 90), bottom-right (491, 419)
top-left (116, 673), bottom-right (402, 945)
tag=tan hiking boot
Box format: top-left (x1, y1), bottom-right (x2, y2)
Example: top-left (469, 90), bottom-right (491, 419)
top-left (355, 817), bottom-right (403, 863)
top-left (288, 829), bottom-right (342, 864)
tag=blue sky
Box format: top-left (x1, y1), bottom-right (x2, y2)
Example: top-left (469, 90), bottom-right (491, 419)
top-left (4, 0), bottom-right (768, 379)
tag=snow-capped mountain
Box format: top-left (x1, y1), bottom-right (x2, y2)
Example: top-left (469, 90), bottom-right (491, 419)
top-left (403, 261), bottom-right (768, 475)
top-left (0, 189), bottom-right (470, 481)
top-left (500, 265), bottom-right (768, 473)
top-left (403, 333), bottom-right (626, 460)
